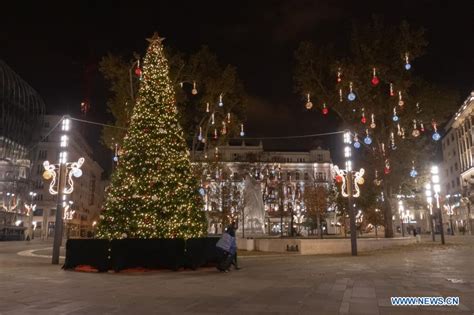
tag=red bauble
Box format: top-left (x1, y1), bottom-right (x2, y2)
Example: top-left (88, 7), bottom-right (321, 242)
top-left (361, 116), bottom-right (367, 124)
top-left (371, 76), bottom-right (379, 86)
top-left (335, 175), bottom-right (343, 183)
top-left (135, 67), bottom-right (142, 76)
top-left (322, 107), bottom-right (329, 115)
top-left (337, 77), bottom-right (342, 83)
top-left (384, 167), bottom-right (391, 174)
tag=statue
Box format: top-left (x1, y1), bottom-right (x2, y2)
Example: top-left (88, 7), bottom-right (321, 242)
top-left (241, 175), bottom-right (266, 236)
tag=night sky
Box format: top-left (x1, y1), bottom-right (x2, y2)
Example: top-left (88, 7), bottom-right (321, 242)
top-left (2, 0), bottom-right (473, 169)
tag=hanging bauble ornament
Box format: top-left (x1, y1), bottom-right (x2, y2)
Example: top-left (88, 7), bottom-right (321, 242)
top-left (432, 121), bottom-right (441, 141)
top-left (211, 113), bottom-right (215, 125)
top-left (404, 52), bottom-right (411, 70)
top-left (134, 59), bottom-right (142, 77)
top-left (390, 83), bottom-right (395, 97)
top-left (397, 123), bottom-right (402, 136)
top-left (361, 109), bottom-right (366, 124)
top-left (305, 93), bottom-right (313, 110)
top-left (240, 124), bottom-right (245, 137)
top-left (364, 129), bottom-right (372, 145)
top-left (347, 82), bottom-right (356, 101)
top-left (416, 102), bottom-right (421, 113)
top-left (134, 67), bottom-right (142, 77)
top-left (335, 175), bottom-right (343, 184)
top-left (191, 81), bottom-right (198, 95)
top-left (218, 94), bottom-right (224, 107)
top-left (390, 132), bottom-right (396, 150)
top-left (198, 127), bottom-right (203, 141)
top-left (353, 135), bottom-right (361, 149)
top-left (384, 159), bottom-right (391, 174)
top-left (398, 91), bottom-right (404, 106)
top-left (392, 107), bottom-right (399, 122)
top-left (339, 89), bottom-right (343, 102)
top-left (371, 68), bottom-right (379, 86)
top-left (374, 170), bottom-right (382, 186)
top-left (113, 156), bottom-right (118, 162)
top-left (420, 123), bottom-right (425, 132)
top-left (206, 102), bottom-right (210, 113)
top-left (412, 120), bottom-right (420, 137)
top-left (221, 121), bottom-right (227, 135)
top-left (322, 103), bottom-right (328, 115)
top-left (370, 113), bottom-right (376, 129)
top-left (227, 112), bottom-right (231, 123)
top-left (337, 67), bottom-right (342, 83)
top-left (357, 177), bottom-right (365, 185)
top-left (214, 128), bottom-right (218, 139)
top-left (410, 161), bottom-right (418, 178)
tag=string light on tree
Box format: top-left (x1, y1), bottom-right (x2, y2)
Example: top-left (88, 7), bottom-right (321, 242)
top-left (240, 124), bottom-right (245, 137)
top-left (191, 81), bottom-right (198, 95)
top-left (353, 134), bottom-right (361, 149)
top-left (206, 102), bottom-right (210, 113)
top-left (337, 67), bottom-right (342, 83)
top-left (390, 83), bottom-right (395, 97)
top-left (339, 89), bottom-right (343, 102)
top-left (361, 108), bottom-right (367, 124)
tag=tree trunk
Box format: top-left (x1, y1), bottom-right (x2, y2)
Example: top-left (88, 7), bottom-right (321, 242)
top-left (383, 180), bottom-right (394, 238)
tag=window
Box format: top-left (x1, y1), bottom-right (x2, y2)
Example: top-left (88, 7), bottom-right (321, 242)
top-left (455, 163), bottom-right (458, 171)
top-left (453, 150), bottom-right (456, 156)
top-left (50, 209), bottom-right (56, 217)
top-left (445, 169), bottom-right (449, 177)
top-left (447, 138), bottom-right (450, 146)
top-left (457, 178), bottom-right (461, 187)
top-left (33, 209), bottom-right (43, 216)
top-left (304, 173), bottom-right (309, 180)
top-left (36, 164), bottom-right (43, 175)
top-left (44, 121), bottom-right (50, 128)
top-left (38, 150), bottom-right (47, 159)
top-left (452, 180), bottom-right (455, 188)
top-left (317, 154), bottom-right (323, 161)
top-left (295, 172), bottom-right (300, 180)
top-left (450, 166), bottom-right (453, 174)
top-left (89, 175), bottom-right (96, 205)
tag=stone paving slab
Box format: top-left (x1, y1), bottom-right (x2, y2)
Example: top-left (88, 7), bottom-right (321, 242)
top-left (0, 236), bottom-right (473, 314)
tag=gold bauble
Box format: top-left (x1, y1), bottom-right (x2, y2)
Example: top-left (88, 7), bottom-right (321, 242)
top-left (357, 177), bottom-right (365, 185)
top-left (42, 171), bottom-right (52, 180)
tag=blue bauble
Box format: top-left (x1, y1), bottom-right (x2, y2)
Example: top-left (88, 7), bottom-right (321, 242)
top-left (432, 132), bottom-right (441, 141)
top-left (113, 156), bottom-right (118, 162)
top-left (353, 141), bottom-right (361, 149)
top-left (240, 131), bottom-right (245, 137)
top-left (198, 187), bottom-right (206, 196)
top-left (364, 136), bottom-right (372, 145)
top-left (410, 169), bottom-right (418, 178)
top-left (347, 92), bottom-right (356, 101)
top-left (405, 63), bottom-right (411, 70)
top-left (393, 115), bottom-right (399, 122)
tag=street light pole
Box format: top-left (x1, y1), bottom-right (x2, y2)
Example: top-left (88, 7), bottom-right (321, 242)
top-left (431, 165), bottom-right (445, 245)
top-left (346, 170), bottom-right (357, 256)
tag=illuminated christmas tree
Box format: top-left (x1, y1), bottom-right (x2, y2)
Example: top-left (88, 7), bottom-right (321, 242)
top-left (97, 33), bottom-right (207, 239)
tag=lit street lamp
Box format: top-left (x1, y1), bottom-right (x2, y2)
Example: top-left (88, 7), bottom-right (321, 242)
top-left (334, 130), bottom-right (365, 256)
top-left (429, 166), bottom-right (445, 245)
top-left (42, 116), bottom-right (85, 264)
top-left (398, 200), bottom-right (405, 237)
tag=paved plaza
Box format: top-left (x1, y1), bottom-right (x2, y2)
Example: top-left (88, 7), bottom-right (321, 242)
top-left (0, 236), bottom-right (473, 315)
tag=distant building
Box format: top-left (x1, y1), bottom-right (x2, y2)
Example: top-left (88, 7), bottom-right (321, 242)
top-left (30, 115), bottom-right (105, 239)
top-left (0, 60), bottom-right (45, 241)
top-left (442, 91), bottom-right (474, 234)
top-left (195, 142), bottom-right (337, 236)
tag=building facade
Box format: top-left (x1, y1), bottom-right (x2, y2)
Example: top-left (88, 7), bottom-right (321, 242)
top-left (196, 142), bottom-right (337, 236)
top-left (0, 60), bottom-right (45, 240)
top-left (445, 91), bottom-right (474, 234)
top-left (30, 115), bottom-right (105, 239)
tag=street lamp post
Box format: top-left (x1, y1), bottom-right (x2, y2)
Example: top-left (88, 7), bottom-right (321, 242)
top-left (431, 166), bottom-right (445, 245)
top-left (42, 116), bottom-right (85, 264)
top-left (398, 200), bottom-right (405, 237)
top-left (425, 184), bottom-right (436, 242)
top-left (334, 131), bottom-right (365, 256)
